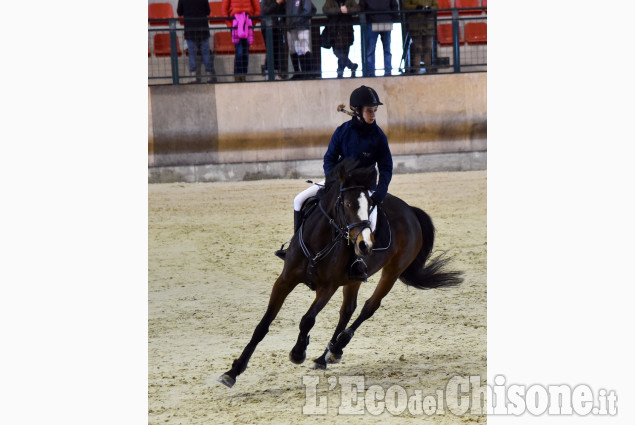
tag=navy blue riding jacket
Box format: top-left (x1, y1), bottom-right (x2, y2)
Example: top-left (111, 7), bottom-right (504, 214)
top-left (323, 117), bottom-right (393, 203)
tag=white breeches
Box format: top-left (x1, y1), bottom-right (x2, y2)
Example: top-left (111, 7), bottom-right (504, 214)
top-left (294, 181), bottom-right (377, 231)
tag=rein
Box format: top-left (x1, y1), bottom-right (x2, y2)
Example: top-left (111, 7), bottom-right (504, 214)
top-left (298, 184), bottom-right (373, 267)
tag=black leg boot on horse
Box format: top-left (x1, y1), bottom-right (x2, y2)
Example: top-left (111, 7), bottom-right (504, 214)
top-left (349, 257), bottom-right (368, 282)
top-left (275, 211), bottom-right (302, 259)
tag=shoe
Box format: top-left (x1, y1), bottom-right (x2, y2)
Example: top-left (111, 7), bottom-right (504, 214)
top-left (349, 63), bottom-right (358, 72)
top-left (349, 258), bottom-right (368, 281)
top-left (275, 244), bottom-right (287, 260)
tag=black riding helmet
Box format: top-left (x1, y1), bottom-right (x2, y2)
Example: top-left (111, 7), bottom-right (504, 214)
top-left (349, 86), bottom-right (383, 112)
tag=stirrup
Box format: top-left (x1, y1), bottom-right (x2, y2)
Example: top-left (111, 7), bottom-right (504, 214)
top-left (274, 239), bottom-right (291, 260)
top-left (349, 258), bottom-right (368, 282)
top-left (274, 245), bottom-right (287, 260)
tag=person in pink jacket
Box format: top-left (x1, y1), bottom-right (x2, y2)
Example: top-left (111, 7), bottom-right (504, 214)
top-left (222, 0), bottom-right (261, 81)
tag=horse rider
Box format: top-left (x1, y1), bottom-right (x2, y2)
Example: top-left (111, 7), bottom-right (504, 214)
top-left (275, 85), bottom-right (393, 281)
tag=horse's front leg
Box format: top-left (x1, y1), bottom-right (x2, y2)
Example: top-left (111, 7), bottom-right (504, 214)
top-left (218, 276), bottom-right (298, 388)
top-left (313, 281), bottom-right (361, 369)
top-left (289, 283), bottom-right (339, 364)
top-left (329, 271), bottom-right (399, 360)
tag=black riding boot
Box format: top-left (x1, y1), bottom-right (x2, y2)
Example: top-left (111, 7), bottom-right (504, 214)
top-left (290, 53), bottom-right (302, 80)
top-left (299, 52), bottom-right (317, 79)
top-left (349, 257), bottom-right (368, 281)
top-left (275, 211), bottom-right (302, 260)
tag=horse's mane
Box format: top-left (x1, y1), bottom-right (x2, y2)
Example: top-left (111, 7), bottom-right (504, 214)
top-left (317, 158), bottom-right (378, 205)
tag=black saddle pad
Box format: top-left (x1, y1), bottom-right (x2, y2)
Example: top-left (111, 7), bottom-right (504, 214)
top-left (372, 205), bottom-right (391, 252)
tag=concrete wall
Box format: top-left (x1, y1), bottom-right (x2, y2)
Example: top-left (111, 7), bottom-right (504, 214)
top-left (148, 73), bottom-right (487, 181)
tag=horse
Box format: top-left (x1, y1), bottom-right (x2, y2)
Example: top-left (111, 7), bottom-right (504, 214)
top-left (218, 158), bottom-right (463, 388)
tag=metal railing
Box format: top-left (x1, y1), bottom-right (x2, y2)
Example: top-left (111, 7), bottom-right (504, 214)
top-left (148, 8), bottom-right (486, 85)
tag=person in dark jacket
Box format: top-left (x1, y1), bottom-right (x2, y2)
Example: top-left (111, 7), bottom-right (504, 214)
top-left (177, 0), bottom-right (216, 83)
top-left (275, 86), bottom-right (393, 281)
top-left (261, 0), bottom-right (289, 79)
top-left (403, 0), bottom-right (437, 73)
top-left (359, 0), bottom-right (399, 77)
top-left (322, 0), bottom-right (360, 78)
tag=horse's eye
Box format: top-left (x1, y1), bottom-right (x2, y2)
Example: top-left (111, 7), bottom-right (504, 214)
top-left (345, 201), bottom-right (352, 208)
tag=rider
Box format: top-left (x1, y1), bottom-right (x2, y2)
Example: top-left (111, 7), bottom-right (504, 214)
top-left (275, 85), bottom-right (393, 281)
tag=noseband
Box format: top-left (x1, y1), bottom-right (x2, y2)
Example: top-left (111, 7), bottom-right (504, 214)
top-left (337, 185), bottom-right (373, 242)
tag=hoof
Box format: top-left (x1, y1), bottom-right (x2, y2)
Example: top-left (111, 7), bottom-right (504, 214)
top-left (289, 350), bottom-right (306, 365)
top-left (312, 358), bottom-right (327, 370)
top-left (218, 374), bottom-right (236, 388)
top-left (325, 350), bottom-right (342, 364)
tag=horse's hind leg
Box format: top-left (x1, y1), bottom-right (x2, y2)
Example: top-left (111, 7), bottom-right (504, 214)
top-left (313, 281), bottom-right (361, 369)
top-left (289, 283), bottom-right (339, 365)
top-left (218, 276), bottom-right (297, 388)
top-left (329, 271), bottom-right (399, 360)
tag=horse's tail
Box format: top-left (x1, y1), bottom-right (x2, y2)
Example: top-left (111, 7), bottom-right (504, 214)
top-left (398, 207), bottom-right (464, 289)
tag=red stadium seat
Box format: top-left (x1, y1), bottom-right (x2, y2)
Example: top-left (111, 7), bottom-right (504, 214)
top-left (482, 0), bottom-right (487, 14)
top-left (148, 3), bottom-right (175, 26)
top-left (250, 31), bottom-right (266, 53)
top-left (455, 0), bottom-right (481, 15)
top-left (437, 23), bottom-right (464, 46)
top-left (464, 22), bottom-right (487, 44)
top-left (209, 1), bottom-right (227, 25)
top-left (214, 31), bottom-right (235, 55)
top-left (153, 33), bottom-right (182, 57)
top-left (437, 0), bottom-right (452, 17)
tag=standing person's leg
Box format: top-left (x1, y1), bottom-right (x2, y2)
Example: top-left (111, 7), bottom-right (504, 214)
top-left (344, 45), bottom-right (357, 74)
top-left (364, 26), bottom-right (378, 77)
top-left (297, 29), bottom-right (314, 79)
top-left (410, 32), bottom-right (423, 73)
top-left (200, 37), bottom-right (216, 82)
top-left (186, 39), bottom-right (197, 74)
top-left (240, 39), bottom-right (250, 76)
top-left (380, 31), bottom-right (392, 75)
top-left (234, 39), bottom-right (249, 80)
top-left (194, 39), bottom-right (204, 82)
top-left (233, 37), bottom-right (241, 77)
top-left (422, 34), bottom-right (435, 73)
top-left (333, 47), bottom-right (347, 77)
top-left (288, 30), bottom-right (301, 79)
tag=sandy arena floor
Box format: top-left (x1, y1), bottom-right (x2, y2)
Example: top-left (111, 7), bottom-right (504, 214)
top-left (148, 170), bottom-right (486, 424)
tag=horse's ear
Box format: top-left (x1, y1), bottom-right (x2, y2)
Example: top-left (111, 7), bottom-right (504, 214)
top-left (338, 164), bottom-right (348, 183)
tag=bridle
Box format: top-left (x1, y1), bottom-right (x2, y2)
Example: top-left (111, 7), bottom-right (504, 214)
top-left (334, 184), bottom-right (374, 243)
top-left (299, 184), bottom-right (374, 266)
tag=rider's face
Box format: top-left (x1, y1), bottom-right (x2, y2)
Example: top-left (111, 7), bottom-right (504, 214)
top-left (361, 106), bottom-right (378, 124)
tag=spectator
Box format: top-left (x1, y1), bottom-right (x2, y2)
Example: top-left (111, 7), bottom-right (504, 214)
top-left (222, 0), bottom-right (262, 82)
top-left (286, 0), bottom-right (316, 79)
top-left (323, 0), bottom-right (360, 78)
top-left (261, 0), bottom-right (289, 80)
top-left (359, 0), bottom-right (398, 77)
top-left (403, 0), bottom-right (437, 73)
top-left (177, 0), bottom-right (216, 83)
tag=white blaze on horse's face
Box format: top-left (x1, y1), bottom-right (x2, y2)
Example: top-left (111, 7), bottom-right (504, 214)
top-left (354, 191), bottom-right (374, 256)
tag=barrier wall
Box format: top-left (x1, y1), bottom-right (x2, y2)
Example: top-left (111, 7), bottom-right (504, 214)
top-left (148, 73), bottom-right (486, 181)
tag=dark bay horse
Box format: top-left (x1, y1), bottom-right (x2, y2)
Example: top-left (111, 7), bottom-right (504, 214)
top-left (218, 159), bottom-right (463, 388)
